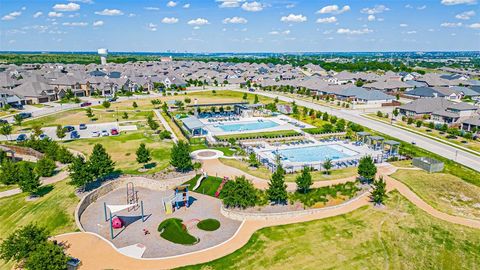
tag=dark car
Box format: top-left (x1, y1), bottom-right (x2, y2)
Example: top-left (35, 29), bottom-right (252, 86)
top-left (11, 103), bottom-right (24, 110)
top-left (18, 112), bottom-right (32, 119)
top-left (248, 88), bottom-right (255, 92)
top-left (16, 134), bottom-right (28, 142)
top-left (39, 134), bottom-right (49, 140)
top-left (79, 124), bottom-right (87, 130)
top-left (80, 102), bottom-right (92, 107)
top-left (64, 125), bottom-right (75, 132)
top-left (70, 131), bottom-right (80, 139)
top-left (0, 119), bottom-right (8, 124)
top-left (110, 128), bottom-right (119, 136)
top-left (107, 97), bottom-right (117, 102)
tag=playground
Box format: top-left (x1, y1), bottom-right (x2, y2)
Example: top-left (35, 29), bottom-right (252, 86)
top-left (79, 183), bottom-right (242, 258)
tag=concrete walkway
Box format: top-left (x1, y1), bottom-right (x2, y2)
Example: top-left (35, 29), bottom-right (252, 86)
top-left (153, 109), bottom-right (178, 143)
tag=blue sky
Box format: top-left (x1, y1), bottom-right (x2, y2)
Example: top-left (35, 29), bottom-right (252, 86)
top-left (1, 0), bottom-right (479, 52)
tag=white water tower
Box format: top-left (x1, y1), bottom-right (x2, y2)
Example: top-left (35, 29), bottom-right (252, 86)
top-left (98, 48), bottom-right (108, 65)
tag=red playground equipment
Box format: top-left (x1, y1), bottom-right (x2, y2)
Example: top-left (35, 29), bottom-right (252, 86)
top-left (215, 177), bottom-right (229, 197)
top-left (111, 217), bottom-right (123, 229)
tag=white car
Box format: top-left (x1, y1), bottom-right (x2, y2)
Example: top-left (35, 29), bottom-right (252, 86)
top-left (101, 130), bottom-right (110, 137)
top-left (91, 131), bottom-right (100, 137)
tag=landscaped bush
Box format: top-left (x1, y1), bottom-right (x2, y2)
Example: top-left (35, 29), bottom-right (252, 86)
top-left (197, 219), bottom-right (221, 231)
top-left (157, 218), bottom-right (198, 245)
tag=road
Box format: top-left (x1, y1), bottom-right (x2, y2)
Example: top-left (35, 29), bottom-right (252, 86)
top-left (239, 90), bottom-right (480, 172)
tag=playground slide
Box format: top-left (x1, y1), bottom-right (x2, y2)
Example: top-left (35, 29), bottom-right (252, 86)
top-left (192, 173), bottom-right (207, 191)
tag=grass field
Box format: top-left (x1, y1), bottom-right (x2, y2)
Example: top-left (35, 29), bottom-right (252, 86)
top-left (0, 180), bottom-right (78, 269)
top-left (182, 191), bottom-right (480, 270)
top-left (15, 108), bottom-right (152, 132)
top-left (61, 129), bottom-right (172, 174)
top-left (391, 169), bottom-right (480, 220)
top-left (216, 130), bottom-right (300, 141)
top-left (219, 158), bottom-right (357, 182)
top-left (184, 175), bottom-right (223, 197)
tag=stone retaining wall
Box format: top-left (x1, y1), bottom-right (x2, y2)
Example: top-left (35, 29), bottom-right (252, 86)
top-left (221, 190), bottom-right (369, 221)
top-left (75, 174), bottom-right (194, 231)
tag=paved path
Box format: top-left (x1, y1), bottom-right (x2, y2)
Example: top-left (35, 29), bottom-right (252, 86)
top-left (153, 109), bottom-right (178, 143)
top-left (53, 161), bottom-right (480, 269)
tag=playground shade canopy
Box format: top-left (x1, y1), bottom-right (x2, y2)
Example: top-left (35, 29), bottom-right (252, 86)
top-left (106, 204), bottom-right (138, 214)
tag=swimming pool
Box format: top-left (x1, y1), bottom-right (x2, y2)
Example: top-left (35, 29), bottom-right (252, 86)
top-left (271, 144), bottom-right (357, 163)
top-left (217, 120), bottom-right (279, 132)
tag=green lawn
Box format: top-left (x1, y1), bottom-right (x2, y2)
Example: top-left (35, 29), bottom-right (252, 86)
top-left (219, 158), bottom-right (357, 182)
top-left (197, 219), bottom-right (221, 231)
top-left (157, 218), bottom-right (198, 245)
top-left (181, 191), bottom-right (480, 270)
top-left (216, 130), bottom-right (300, 141)
top-left (391, 169), bottom-right (480, 220)
top-left (184, 175), bottom-right (223, 197)
top-left (61, 129), bottom-right (172, 174)
top-left (0, 180), bottom-right (79, 269)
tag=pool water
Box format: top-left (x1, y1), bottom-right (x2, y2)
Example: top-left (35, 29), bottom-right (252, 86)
top-left (218, 120), bottom-right (279, 132)
top-left (272, 144), bottom-right (357, 163)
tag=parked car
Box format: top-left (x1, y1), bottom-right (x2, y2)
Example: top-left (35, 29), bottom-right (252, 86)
top-left (11, 103), bottom-right (23, 110)
top-left (80, 102), bottom-right (92, 107)
top-left (39, 134), bottom-right (49, 140)
top-left (107, 97), bottom-right (117, 102)
top-left (70, 131), bottom-right (80, 139)
top-left (16, 134), bottom-right (27, 142)
top-left (79, 124), bottom-right (87, 130)
top-left (100, 130), bottom-right (109, 137)
top-left (248, 88), bottom-right (255, 92)
top-left (64, 125), bottom-right (75, 132)
top-left (18, 112), bottom-right (32, 119)
top-left (0, 119), bottom-right (8, 124)
top-left (91, 131), bottom-right (100, 137)
top-left (110, 128), bottom-right (119, 136)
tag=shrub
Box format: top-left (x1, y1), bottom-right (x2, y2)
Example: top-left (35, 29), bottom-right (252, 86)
top-left (197, 219), bottom-right (221, 231)
top-left (221, 176), bottom-right (258, 209)
top-left (157, 218), bottom-right (198, 245)
top-left (35, 157), bottom-right (56, 177)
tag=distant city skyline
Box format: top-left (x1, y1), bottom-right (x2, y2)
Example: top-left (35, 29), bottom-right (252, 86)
top-left (1, 0), bottom-right (479, 52)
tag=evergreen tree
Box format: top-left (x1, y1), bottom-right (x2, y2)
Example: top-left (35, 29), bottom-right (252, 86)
top-left (170, 141), bottom-right (193, 172)
top-left (0, 224), bottom-right (49, 263)
top-left (35, 157), bottom-right (56, 177)
top-left (68, 155), bottom-right (93, 188)
top-left (18, 163), bottom-right (40, 195)
top-left (55, 125), bottom-right (65, 140)
top-left (248, 152), bottom-right (259, 167)
top-left (371, 176), bottom-right (387, 205)
top-left (147, 115), bottom-right (159, 130)
top-left (136, 143), bottom-right (151, 167)
top-left (254, 94), bottom-right (259, 104)
top-left (0, 159), bottom-right (18, 185)
top-left (295, 166), bottom-right (312, 194)
top-left (85, 107), bottom-right (94, 118)
top-left (88, 144), bottom-right (115, 179)
top-left (267, 162), bottom-right (288, 204)
top-left (220, 176), bottom-right (258, 209)
top-left (358, 155), bottom-right (377, 183)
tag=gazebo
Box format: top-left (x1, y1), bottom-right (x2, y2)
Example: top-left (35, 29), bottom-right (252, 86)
top-left (356, 131), bottom-right (371, 143)
top-left (384, 140), bottom-right (400, 156)
top-left (368, 135), bottom-right (384, 151)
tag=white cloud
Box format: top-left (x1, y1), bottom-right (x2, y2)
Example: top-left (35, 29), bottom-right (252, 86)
top-left (147, 23), bottom-right (157, 31)
top-left (400, 23), bottom-right (408, 27)
top-left (468, 22), bottom-right (480, 28)
top-left (441, 22), bottom-right (463, 27)
top-left (417, 5), bottom-right (427, 10)
top-left (128, 13), bottom-right (136, 17)
top-left (95, 9), bottom-right (123, 16)
top-left (2, 11), bottom-right (22, 21)
top-left (62, 22), bottom-right (88, 26)
top-left (93, 20), bottom-right (104, 26)
top-left (223, 16), bottom-right (248, 24)
top-left (286, 3), bottom-right (295, 9)
top-left (183, 3), bottom-right (190, 8)
top-left (242, 2), bottom-right (263, 12)
top-left (48, 11), bottom-right (63, 18)
top-left (456, 10), bottom-right (476, 20)
top-left (404, 30), bottom-right (417, 34)
top-left (71, 0), bottom-right (94, 3)
top-left (316, 16), bottom-right (337, 24)
top-left (337, 28), bottom-right (373, 35)
top-left (162, 17), bottom-right (179, 24)
top-left (361, 5), bottom-right (390, 15)
top-left (441, 0), bottom-right (477, 5)
top-left (33, 11), bottom-right (43, 18)
top-left (187, 18), bottom-right (209, 25)
top-left (367, 15), bottom-right (376, 21)
top-left (218, 1), bottom-right (243, 8)
top-left (167, 1), bottom-right (177, 7)
top-left (280, 14), bottom-right (307, 23)
top-left (269, 30), bottom-right (290, 35)
top-left (317, 5), bottom-right (350, 15)
top-left (53, 3), bottom-right (80, 12)
top-left (145, 7), bottom-right (160, 11)
top-left (405, 4), bottom-right (413, 8)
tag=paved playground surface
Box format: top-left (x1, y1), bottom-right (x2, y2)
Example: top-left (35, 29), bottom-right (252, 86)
top-left (80, 187), bottom-right (242, 258)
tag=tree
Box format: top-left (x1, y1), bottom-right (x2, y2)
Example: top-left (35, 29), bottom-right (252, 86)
top-left (0, 123), bottom-right (12, 140)
top-left (122, 112), bottom-right (129, 119)
top-left (69, 155), bottom-right (93, 188)
top-left (242, 93), bottom-right (248, 100)
top-left (170, 141), bottom-right (193, 172)
top-left (132, 101), bottom-right (138, 109)
top-left (18, 162), bottom-right (41, 194)
top-left (102, 100), bottom-right (111, 109)
top-left (0, 159), bottom-right (18, 185)
top-left (24, 241), bottom-right (69, 270)
top-left (295, 166), bottom-right (312, 194)
top-left (220, 176), bottom-right (258, 209)
top-left (322, 111), bottom-right (329, 121)
top-left (56, 125), bottom-right (65, 139)
top-left (88, 144), bottom-right (115, 179)
top-left (416, 120), bottom-right (423, 128)
top-left (371, 176), bottom-right (387, 205)
top-left (32, 125), bottom-right (43, 138)
top-left (55, 147), bottom-right (74, 164)
top-left (85, 107), bottom-right (94, 118)
top-left (13, 114), bottom-right (23, 126)
top-left (267, 162), bottom-right (288, 204)
top-left (323, 158), bottom-right (333, 175)
top-left (358, 155), bottom-right (377, 183)
top-left (0, 224), bottom-right (49, 264)
top-left (335, 119), bottom-right (346, 132)
top-left (393, 108), bottom-right (399, 117)
top-left (159, 130), bottom-right (172, 140)
top-left (146, 115), bottom-right (159, 131)
top-left (35, 157), bottom-right (56, 177)
top-left (248, 152), bottom-right (259, 167)
top-left (136, 143), bottom-right (151, 167)
top-left (254, 94), bottom-right (259, 104)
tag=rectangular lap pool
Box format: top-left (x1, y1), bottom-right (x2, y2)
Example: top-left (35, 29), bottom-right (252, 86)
top-left (272, 144), bottom-right (357, 163)
top-left (217, 120), bottom-right (279, 132)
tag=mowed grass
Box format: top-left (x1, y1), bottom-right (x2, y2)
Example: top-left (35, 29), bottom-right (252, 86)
top-left (182, 191), bottom-right (480, 270)
top-left (61, 130), bottom-right (172, 174)
top-left (0, 180), bottom-right (79, 269)
top-left (391, 169), bottom-right (480, 220)
top-left (184, 175), bottom-right (223, 197)
top-left (219, 158), bottom-right (357, 182)
top-left (15, 108), bottom-right (152, 132)
top-left (158, 218), bottom-right (198, 245)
